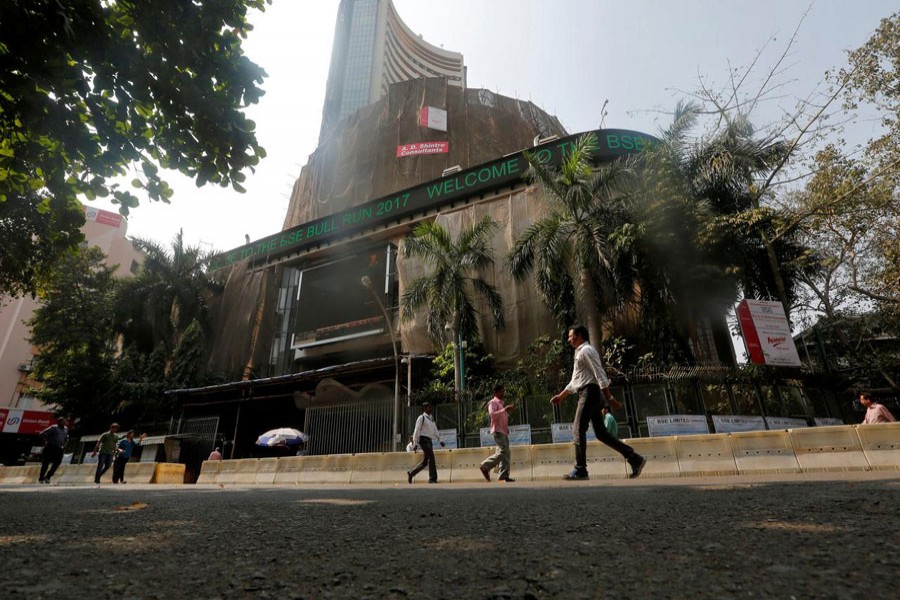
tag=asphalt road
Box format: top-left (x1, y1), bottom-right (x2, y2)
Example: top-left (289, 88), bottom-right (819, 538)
top-left (1, 473), bottom-right (898, 599)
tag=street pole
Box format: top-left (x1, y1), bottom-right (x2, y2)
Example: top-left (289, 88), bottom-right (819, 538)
top-left (362, 276), bottom-right (401, 452)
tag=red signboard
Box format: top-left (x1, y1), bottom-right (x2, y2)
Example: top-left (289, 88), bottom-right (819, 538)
top-left (2, 409), bottom-right (56, 435)
top-left (83, 205), bottom-right (123, 228)
top-left (396, 141), bottom-right (450, 158)
top-left (736, 299), bottom-right (801, 367)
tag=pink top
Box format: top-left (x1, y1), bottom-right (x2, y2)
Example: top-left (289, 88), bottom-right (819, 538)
top-left (863, 403), bottom-right (896, 424)
top-left (488, 396), bottom-right (509, 435)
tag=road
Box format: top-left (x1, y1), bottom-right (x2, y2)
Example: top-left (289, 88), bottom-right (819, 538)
top-left (1, 472), bottom-right (897, 599)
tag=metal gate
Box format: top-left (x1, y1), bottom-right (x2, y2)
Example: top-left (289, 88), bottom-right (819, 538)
top-left (305, 397), bottom-right (393, 455)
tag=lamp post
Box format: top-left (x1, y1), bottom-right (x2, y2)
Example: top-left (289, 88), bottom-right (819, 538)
top-left (361, 276), bottom-right (401, 452)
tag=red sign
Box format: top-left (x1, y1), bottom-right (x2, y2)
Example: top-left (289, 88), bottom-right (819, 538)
top-left (736, 299), bottom-right (801, 367)
top-left (396, 141), bottom-right (449, 158)
top-left (2, 409), bottom-right (57, 435)
top-left (83, 205), bottom-right (123, 228)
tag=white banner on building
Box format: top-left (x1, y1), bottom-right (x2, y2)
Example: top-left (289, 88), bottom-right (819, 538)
top-left (550, 422), bottom-right (599, 443)
top-left (480, 424), bottom-right (531, 447)
top-left (647, 415), bottom-right (710, 437)
top-left (736, 299), bottom-right (802, 367)
top-left (436, 428), bottom-right (458, 450)
top-left (711, 415), bottom-right (767, 434)
top-left (418, 106), bottom-right (448, 131)
top-left (764, 417), bottom-right (809, 430)
top-left (814, 417), bottom-right (844, 427)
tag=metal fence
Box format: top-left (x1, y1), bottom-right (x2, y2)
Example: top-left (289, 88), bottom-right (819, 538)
top-left (306, 397), bottom-right (394, 455)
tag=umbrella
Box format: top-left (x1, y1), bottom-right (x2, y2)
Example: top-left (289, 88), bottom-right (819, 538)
top-left (255, 428), bottom-right (309, 447)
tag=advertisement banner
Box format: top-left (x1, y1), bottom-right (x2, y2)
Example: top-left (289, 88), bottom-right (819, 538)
top-left (736, 299), bottom-right (802, 367)
top-left (418, 106), bottom-right (448, 132)
top-left (764, 417), bottom-right (809, 430)
top-left (550, 422), bottom-right (599, 443)
top-left (436, 428), bottom-right (458, 450)
top-left (396, 141), bottom-right (450, 158)
top-left (646, 415), bottom-right (710, 437)
top-left (814, 417), bottom-right (844, 427)
top-left (712, 415), bottom-right (767, 433)
top-left (84, 205), bottom-right (123, 228)
top-left (1, 409), bottom-right (56, 435)
top-left (480, 424), bottom-right (531, 447)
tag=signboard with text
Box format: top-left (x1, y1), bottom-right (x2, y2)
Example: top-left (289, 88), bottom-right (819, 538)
top-left (647, 415), bottom-right (710, 437)
top-left (480, 424), bottom-right (532, 446)
top-left (396, 141), bottom-right (449, 157)
top-left (209, 129), bottom-right (659, 271)
top-left (1, 409), bottom-right (56, 435)
top-left (712, 415), bottom-right (767, 434)
top-left (814, 417), bottom-right (844, 427)
top-left (84, 205), bottom-right (123, 228)
top-left (550, 422), bottom-right (598, 443)
top-left (764, 417), bottom-right (808, 430)
top-left (736, 299), bottom-right (802, 367)
top-left (418, 106), bottom-right (448, 132)
top-left (435, 428), bottom-right (458, 450)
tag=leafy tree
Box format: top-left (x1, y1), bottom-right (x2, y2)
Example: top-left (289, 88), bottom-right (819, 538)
top-left (114, 229), bottom-right (223, 357)
top-left (401, 217), bottom-right (505, 395)
top-left (0, 0), bottom-right (270, 297)
top-left (168, 319), bottom-right (208, 391)
top-left (507, 132), bottom-right (633, 346)
top-left (28, 246), bottom-right (119, 430)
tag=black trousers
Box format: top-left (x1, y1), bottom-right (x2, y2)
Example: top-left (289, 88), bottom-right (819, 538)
top-left (39, 446), bottom-right (64, 481)
top-left (574, 384), bottom-right (638, 471)
top-left (112, 455), bottom-right (129, 483)
top-left (409, 436), bottom-right (438, 482)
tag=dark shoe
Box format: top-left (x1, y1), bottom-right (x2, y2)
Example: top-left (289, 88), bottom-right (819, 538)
top-left (428, 480), bottom-right (438, 484)
top-left (121, 481), bottom-right (126, 484)
top-left (406, 470), bottom-right (413, 484)
top-left (94, 480), bottom-right (100, 484)
top-left (563, 469), bottom-right (589, 481)
top-left (499, 477), bottom-right (516, 483)
top-left (479, 465), bottom-right (491, 482)
top-left (629, 456), bottom-right (646, 479)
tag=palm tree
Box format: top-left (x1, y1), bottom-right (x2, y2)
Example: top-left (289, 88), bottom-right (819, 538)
top-left (507, 132), bottom-right (633, 346)
top-left (114, 229), bottom-right (223, 360)
top-left (401, 217), bottom-right (505, 396)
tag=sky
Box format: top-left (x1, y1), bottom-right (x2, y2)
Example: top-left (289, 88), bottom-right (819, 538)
top-left (87, 0), bottom-right (897, 256)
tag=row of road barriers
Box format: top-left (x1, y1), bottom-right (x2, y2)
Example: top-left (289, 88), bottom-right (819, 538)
top-left (0, 462), bottom-right (185, 485)
top-left (195, 423), bottom-right (900, 485)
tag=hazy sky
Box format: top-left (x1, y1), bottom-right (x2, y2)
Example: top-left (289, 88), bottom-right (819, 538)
top-left (88, 0), bottom-right (896, 255)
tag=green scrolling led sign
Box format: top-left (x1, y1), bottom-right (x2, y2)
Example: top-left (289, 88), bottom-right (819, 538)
top-left (209, 129), bottom-right (658, 271)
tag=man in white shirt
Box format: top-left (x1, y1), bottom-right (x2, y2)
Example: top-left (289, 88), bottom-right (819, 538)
top-left (407, 402), bottom-right (445, 484)
top-left (551, 325), bottom-right (646, 480)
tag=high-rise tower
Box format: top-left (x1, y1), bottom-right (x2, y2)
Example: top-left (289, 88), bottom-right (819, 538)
top-left (319, 0), bottom-right (466, 143)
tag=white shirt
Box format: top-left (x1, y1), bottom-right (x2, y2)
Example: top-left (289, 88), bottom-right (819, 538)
top-left (564, 342), bottom-right (611, 394)
top-left (412, 412), bottom-right (441, 445)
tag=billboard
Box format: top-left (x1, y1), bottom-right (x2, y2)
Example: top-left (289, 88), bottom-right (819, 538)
top-left (396, 141), bottom-right (449, 157)
top-left (2, 409), bottom-right (56, 435)
top-left (736, 299), bottom-right (802, 367)
top-left (418, 106), bottom-right (448, 131)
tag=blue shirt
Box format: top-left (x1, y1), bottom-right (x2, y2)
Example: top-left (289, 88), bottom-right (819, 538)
top-left (116, 437), bottom-right (142, 459)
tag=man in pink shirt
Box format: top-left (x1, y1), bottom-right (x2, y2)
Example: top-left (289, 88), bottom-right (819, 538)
top-left (860, 392), bottom-right (896, 424)
top-left (479, 384), bottom-right (516, 482)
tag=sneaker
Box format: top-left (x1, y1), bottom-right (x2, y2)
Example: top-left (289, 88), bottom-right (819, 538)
top-left (39, 478), bottom-right (47, 484)
top-left (629, 456), bottom-right (646, 479)
top-left (499, 476), bottom-right (516, 483)
top-left (406, 470), bottom-right (413, 484)
top-left (479, 466), bottom-right (491, 482)
top-left (563, 469), bottom-right (589, 481)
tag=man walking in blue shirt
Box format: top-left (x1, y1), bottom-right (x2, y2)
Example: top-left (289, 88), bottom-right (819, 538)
top-left (113, 430), bottom-right (146, 484)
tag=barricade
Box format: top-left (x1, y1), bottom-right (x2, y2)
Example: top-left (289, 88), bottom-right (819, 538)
top-left (228, 458), bottom-right (261, 485)
top-left (729, 430), bottom-right (801, 474)
top-left (152, 463), bottom-right (185, 484)
top-left (510, 445), bottom-right (534, 482)
top-left (273, 457), bottom-right (303, 484)
top-left (58, 464), bottom-right (96, 484)
top-left (448, 448), bottom-right (487, 483)
top-left (320, 454), bottom-right (354, 484)
top-left (584, 441), bottom-right (629, 479)
top-left (295, 456), bottom-right (328, 484)
top-left (855, 423), bottom-right (900, 470)
top-left (350, 453), bottom-right (384, 484)
top-left (789, 425), bottom-right (869, 472)
top-left (215, 460), bottom-right (244, 485)
top-left (1, 465), bottom-right (39, 484)
top-left (531, 443), bottom-right (575, 480)
top-left (253, 458), bottom-right (279, 485)
top-left (380, 452), bottom-right (418, 484)
top-left (674, 434), bottom-right (738, 476)
top-left (197, 460), bottom-right (222, 484)
top-left (123, 462), bottom-right (157, 484)
top-left (624, 437), bottom-right (680, 478)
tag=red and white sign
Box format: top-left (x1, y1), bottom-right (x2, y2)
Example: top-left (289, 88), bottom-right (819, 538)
top-left (396, 141), bottom-right (450, 158)
top-left (418, 106), bottom-right (448, 132)
top-left (736, 299), bottom-right (802, 367)
top-left (84, 205), bottom-right (123, 228)
top-left (1, 409), bottom-right (57, 435)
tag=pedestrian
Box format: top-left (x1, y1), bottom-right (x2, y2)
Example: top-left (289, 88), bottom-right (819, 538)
top-left (112, 430), bottom-right (146, 484)
top-left (38, 417), bottom-right (69, 484)
top-left (859, 392), bottom-right (896, 424)
top-left (405, 436), bottom-right (416, 452)
top-left (479, 384), bottom-right (516, 482)
top-left (551, 325), bottom-right (646, 480)
top-left (601, 405), bottom-right (618, 439)
top-left (208, 447), bottom-right (223, 461)
top-left (91, 423), bottom-right (120, 484)
top-left (407, 402), bottom-right (445, 484)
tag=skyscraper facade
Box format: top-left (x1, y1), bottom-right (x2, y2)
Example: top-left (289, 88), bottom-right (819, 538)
top-left (319, 0), bottom-right (466, 142)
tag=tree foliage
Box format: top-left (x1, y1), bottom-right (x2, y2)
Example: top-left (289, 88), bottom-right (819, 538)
top-left (0, 0), bottom-right (270, 297)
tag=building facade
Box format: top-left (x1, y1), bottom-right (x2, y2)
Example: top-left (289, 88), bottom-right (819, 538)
top-left (319, 0), bottom-right (466, 142)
